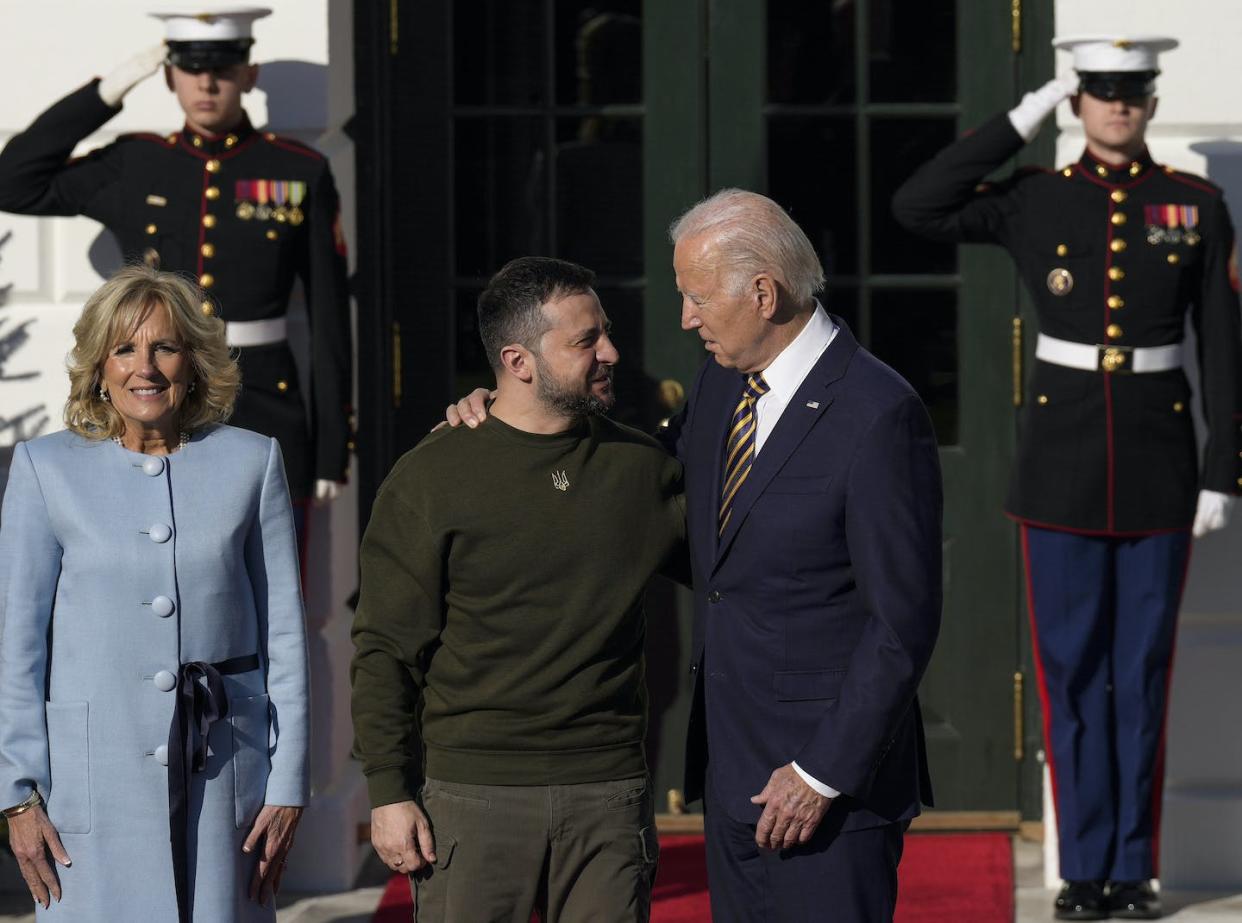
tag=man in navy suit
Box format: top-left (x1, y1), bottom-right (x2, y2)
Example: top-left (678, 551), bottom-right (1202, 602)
top-left (665, 189), bottom-right (943, 922)
top-left (446, 190), bottom-right (942, 922)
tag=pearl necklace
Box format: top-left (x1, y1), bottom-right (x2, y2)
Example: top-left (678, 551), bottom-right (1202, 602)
top-left (112, 432), bottom-right (190, 452)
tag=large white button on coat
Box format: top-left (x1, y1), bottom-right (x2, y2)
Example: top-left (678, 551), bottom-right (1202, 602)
top-left (142, 457), bottom-right (165, 476)
top-left (154, 745), bottom-right (169, 766)
top-left (153, 670), bottom-right (177, 692)
top-left (151, 596), bottom-right (175, 617)
top-left (149, 524), bottom-right (172, 543)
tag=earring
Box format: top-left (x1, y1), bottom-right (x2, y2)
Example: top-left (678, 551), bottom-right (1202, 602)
top-left (99, 386), bottom-right (110, 403)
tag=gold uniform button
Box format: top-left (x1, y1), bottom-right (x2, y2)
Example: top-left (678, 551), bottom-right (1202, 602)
top-left (166, 133), bottom-right (178, 144)
top-left (1111, 189), bottom-right (1128, 203)
top-left (1129, 162), bottom-right (1141, 176)
top-left (1062, 167), bottom-right (1073, 177)
top-left (346, 440), bottom-right (356, 452)
top-left (1056, 244), bottom-right (1068, 256)
top-left (1110, 239), bottom-right (1127, 253)
top-left (201, 301), bottom-right (214, 316)
top-left (225, 134), bottom-right (238, 148)
top-left (145, 223), bottom-right (158, 235)
top-left (1107, 295), bottom-right (1125, 309)
top-left (192, 135), bottom-right (204, 149)
top-left (1167, 252), bottom-right (1180, 265)
top-left (205, 185), bottom-right (220, 200)
top-left (266, 229), bottom-right (278, 240)
top-left (1111, 212), bottom-right (1127, 225)
top-left (1106, 323), bottom-right (1123, 338)
top-left (1037, 395), bottom-right (1049, 405)
top-left (1108, 267), bottom-right (1125, 281)
top-left (276, 380), bottom-right (289, 393)
top-left (199, 273), bottom-right (214, 288)
top-left (202, 214), bottom-right (217, 228)
top-left (205, 159), bottom-right (221, 174)
top-left (200, 242), bottom-right (215, 258)
top-left (1095, 165), bottom-right (1109, 178)
top-left (265, 132), bottom-right (276, 141)
top-left (1173, 402), bottom-right (1185, 413)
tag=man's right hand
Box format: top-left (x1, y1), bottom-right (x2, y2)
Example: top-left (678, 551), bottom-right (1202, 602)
top-left (1007, 73), bottom-right (1081, 143)
top-left (370, 800), bottom-right (437, 873)
top-left (436, 388), bottom-right (494, 431)
top-left (98, 44), bottom-right (167, 108)
top-left (8, 803), bottom-right (70, 909)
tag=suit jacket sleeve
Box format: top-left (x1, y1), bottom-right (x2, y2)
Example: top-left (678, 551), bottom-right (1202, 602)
top-left (794, 393), bottom-right (943, 799)
top-left (245, 439), bottom-right (311, 806)
top-left (298, 163), bottom-right (353, 483)
top-left (0, 80), bottom-right (124, 223)
top-left (890, 111), bottom-right (1028, 247)
top-left (1191, 196), bottom-right (1242, 494)
top-left (350, 475), bottom-right (445, 807)
top-left (0, 443), bottom-right (63, 808)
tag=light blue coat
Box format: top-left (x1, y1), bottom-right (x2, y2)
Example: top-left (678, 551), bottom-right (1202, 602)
top-left (0, 425), bottom-right (310, 921)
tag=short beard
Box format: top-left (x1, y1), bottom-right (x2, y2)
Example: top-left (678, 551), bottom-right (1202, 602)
top-left (534, 356), bottom-right (614, 420)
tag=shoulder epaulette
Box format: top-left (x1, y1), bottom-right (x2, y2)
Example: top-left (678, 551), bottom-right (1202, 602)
top-left (260, 131), bottom-right (325, 162)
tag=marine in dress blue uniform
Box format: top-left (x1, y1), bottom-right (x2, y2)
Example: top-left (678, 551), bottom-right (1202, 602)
top-left (0, 8), bottom-right (352, 503)
top-left (893, 36), bottom-right (1242, 921)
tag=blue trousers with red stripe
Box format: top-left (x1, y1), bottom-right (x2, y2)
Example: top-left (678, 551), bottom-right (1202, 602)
top-left (1022, 524), bottom-right (1191, 881)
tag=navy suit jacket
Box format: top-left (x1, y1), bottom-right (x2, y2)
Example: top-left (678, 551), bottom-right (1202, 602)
top-left (666, 318), bottom-right (942, 833)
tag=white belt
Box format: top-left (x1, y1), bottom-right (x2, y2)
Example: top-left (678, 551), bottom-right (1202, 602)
top-left (1035, 333), bottom-right (1183, 374)
top-left (226, 316), bottom-right (288, 348)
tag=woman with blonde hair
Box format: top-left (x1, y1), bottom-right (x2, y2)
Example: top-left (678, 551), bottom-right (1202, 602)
top-left (0, 264), bottom-right (309, 921)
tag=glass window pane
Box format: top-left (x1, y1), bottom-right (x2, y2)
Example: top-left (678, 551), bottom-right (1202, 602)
top-left (868, 0), bottom-right (955, 102)
top-left (455, 0), bottom-right (547, 106)
top-left (870, 120), bottom-right (957, 274)
top-left (869, 290), bottom-right (958, 445)
top-left (767, 118), bottom-right (858, 276)
top-left (455, 118), bottom-right (549, 277)
top-left (454, 287), bottom-right (493, 396)
top-left (822, 285), bottom-right (860, 335)
top-left (555, 2), bottom-right (642, 106)
top-left (554, 118), bottom-right (643, 276)
top-left (768, 0), bottom-right (855, 104)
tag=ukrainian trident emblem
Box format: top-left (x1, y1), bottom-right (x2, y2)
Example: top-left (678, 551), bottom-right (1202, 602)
top-left (552, 470), bottom-right (570, 491)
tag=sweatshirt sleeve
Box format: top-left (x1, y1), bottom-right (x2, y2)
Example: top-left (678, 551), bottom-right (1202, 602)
top-left (350, 476), bottom-right (446, 807)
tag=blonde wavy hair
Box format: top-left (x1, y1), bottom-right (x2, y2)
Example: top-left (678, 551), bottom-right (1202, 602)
top-left (65, 264), bottom-right (240, 440)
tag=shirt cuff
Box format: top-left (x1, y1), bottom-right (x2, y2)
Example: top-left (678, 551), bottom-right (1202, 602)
top-left (792, 762), bottom-right (840, 799)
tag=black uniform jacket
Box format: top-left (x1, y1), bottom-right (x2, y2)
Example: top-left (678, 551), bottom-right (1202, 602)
top-left (893, 112), bottom-right (1242, 535)
top-left (0, 80), bottom-right (352, 499)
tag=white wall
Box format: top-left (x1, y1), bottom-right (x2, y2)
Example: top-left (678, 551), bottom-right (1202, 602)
top-left (1048, 0), bottom-right (1242, 891)
top-left (0, 0), bottom-right (367, 891)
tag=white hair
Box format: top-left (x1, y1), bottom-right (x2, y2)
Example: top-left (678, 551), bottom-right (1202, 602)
top-left (669, 188), bottom-right (825, 304)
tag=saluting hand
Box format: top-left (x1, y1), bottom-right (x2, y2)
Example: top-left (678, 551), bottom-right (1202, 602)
top-left (98, 44), bottom-right (168, 108)
top-left (750, 764), bottom-right (833, 851)
top-left (370, 800), bottom-right (436, 873)
top-left (243, 804), bottom-right (304, 906)
top-left (7, 803), bottom-right (71, 909)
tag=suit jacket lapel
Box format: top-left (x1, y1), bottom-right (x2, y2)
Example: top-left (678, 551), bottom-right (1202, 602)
top-left (712, 320), bottom-right (859, 570)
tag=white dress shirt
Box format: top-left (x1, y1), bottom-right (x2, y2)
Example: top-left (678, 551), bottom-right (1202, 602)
top-left (751, 302), bottom-right (842, 800)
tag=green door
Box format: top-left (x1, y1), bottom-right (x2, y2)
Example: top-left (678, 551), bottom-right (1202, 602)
top-left (355, 0), bottom-right (1051, 819)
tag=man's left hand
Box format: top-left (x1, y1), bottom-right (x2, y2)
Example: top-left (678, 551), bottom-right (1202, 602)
top-left (750, 764), bottom-right (833, 850)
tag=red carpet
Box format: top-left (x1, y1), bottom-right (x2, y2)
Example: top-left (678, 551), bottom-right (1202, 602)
top-left (373, 832), bottom-right (1013, 922)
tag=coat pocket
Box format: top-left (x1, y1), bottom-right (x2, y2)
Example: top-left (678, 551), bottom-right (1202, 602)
top-left (44, 701), bottom-right (91, 834)
top-left (230, 693), bottom-right (272, 829)
top-left (772, 669), bottom-right (846, 702)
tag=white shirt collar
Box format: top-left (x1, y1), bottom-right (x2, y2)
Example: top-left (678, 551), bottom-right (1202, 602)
top-left (758, 301), bottom-right (837, 402)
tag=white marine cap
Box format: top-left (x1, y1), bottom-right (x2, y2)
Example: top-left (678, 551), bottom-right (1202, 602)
top-left (149, 6), bottom-right (272, 42)
top-left (1052, 35), bottom-right (1178, 73)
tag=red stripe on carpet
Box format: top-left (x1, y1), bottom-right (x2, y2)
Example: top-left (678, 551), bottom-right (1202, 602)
top-left (374, 831), bottom-right (1012, 922)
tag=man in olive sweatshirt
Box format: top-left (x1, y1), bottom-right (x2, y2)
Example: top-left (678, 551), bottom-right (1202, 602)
top-left (350, 257), bottom-right (686, 921)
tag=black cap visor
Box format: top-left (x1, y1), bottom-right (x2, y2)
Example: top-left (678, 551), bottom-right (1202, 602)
top-left (167, 39), bottom-right (254, 74)
top-left (1078, 70), bottom-right (1158, 101)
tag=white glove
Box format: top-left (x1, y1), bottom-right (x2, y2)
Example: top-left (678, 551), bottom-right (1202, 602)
top-left (1007, 73), bottom-right (1081, 142)
top-left (314, 479), bottom-right (341, 504)
top-left (1192, 489), bottom-right (1235, 538)
top-left (98, 44), bottom-right (167, 108)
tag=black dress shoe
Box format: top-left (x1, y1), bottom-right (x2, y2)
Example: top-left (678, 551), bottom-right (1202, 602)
top-left (1055, 880), bottom-right (1110, 920)
top-left (1108, 880), bottom-right (1162, 919)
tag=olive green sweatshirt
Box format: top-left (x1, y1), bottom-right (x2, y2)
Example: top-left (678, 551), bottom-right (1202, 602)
top-left (350, 413), bottom-right (687, 807)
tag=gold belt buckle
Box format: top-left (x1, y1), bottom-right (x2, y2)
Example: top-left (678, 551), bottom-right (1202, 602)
top-left (1097, 344), bottom-right (1134, 373)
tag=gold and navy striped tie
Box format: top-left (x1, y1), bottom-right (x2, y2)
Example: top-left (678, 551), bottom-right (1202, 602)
top-left (719, 372), bottom-right (770, 535)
